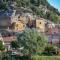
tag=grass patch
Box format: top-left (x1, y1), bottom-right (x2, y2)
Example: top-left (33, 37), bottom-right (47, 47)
top-left (32, 56), bottom-right (60, 60)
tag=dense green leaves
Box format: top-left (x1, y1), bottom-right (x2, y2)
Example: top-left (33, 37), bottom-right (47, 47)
top-left (0, 41), bottom-right (5, 51)
top-left (42, 44), bottom-right (59, 56)
top-left (11, 41), bottom-right (20, 49)
top-left (16, 0), bottom-right (30, 7)
top-left (17, 28), bottom-right (48, 55)
top-left (0, 2), bottom-right (8, 11)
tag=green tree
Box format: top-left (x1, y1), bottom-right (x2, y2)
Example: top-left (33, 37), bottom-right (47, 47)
top-left (11, 41), bottom-right (20, 49)
top-left (0, 41), bottom-right (5, 51)
top-left (52, 15), bottom-right (60, 24)
top-left (0, 1), bottom-right (8, 11)
top-left (17, 28), bottom-right (48, 55)
top-left (16, 0), bottom-right (30, 7)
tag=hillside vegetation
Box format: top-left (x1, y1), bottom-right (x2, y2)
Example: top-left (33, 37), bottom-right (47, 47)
top-left (0, 0), bottom-right (60, 23)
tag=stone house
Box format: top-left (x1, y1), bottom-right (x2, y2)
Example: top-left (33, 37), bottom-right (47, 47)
top-left (46, 26), bottom-right (59, 45)
top-left (27, 17), bottom-right (47, 32)
top-left (12, 20), bottom-right (25, 32)
top-left (35, 18), bottom-right (46, 32)
top-left (11, 15), bottom-right (26, 32)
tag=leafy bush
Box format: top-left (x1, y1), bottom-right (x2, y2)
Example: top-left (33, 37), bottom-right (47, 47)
top-left (0, 41), bottom-right (5, 51)
top-left (2, 55), bottom-right (31, 60)
top-left (17, 28), bottom-right (48, 55)
top-left (0, 2), bottom-right (8, 11)
top-left (11, 41), bottom-right (20, 49)
top-left (42, 44), bottom-right (59, 56)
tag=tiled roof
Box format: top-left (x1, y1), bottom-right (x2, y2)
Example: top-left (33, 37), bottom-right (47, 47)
top-left (46, 27), bottom-right (59, 35)
top-left (2, 36), bottom-right (16, 43)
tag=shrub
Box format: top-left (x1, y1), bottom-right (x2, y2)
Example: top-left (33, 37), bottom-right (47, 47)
top-left (11, 41), bottom-right (20, 49)
top-left (42, 44), bottom-right (59, 56)
top-left (2, 55), bottom-right (31, 60)
top-left (0, 41), bottom-right (5, 51)
top-left (17, 28), bottom-right (48, 55)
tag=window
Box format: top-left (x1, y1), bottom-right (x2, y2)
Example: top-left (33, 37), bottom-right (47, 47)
top-left (40, 22), bottom-right (41, 24)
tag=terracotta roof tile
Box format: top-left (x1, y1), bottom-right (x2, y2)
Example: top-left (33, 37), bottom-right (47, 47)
top-left (3, 36), bottom-right (16, 43)
top-left (46, 27), bottom-right (59, 35)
